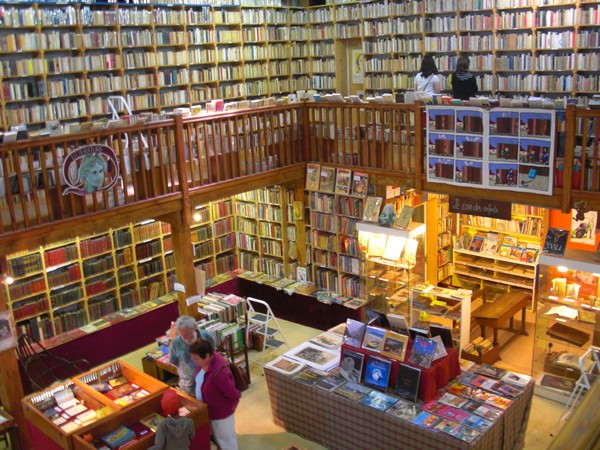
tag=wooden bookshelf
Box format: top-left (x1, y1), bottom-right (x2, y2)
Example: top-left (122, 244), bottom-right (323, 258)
top-left (3, 219), bottom-right (174, 342)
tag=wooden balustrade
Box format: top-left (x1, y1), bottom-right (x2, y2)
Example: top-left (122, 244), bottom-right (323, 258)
top-left (0, 102), bottom-right (598, 241)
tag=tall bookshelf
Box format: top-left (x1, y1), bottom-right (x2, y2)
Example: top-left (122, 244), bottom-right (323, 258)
top-left (4, 219), bottom-right (174, 341)
top-left (425, 194), bottom-right (454, 284)
top-left (1, 1), bottom-right (599, 129)
top-left (234, 185), bottom-right (298, 279)
top-left (307, 189), bottom-right (365, 298)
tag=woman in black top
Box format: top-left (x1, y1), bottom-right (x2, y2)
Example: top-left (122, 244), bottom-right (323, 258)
top-left (452, 56), bottom-right (479, 100)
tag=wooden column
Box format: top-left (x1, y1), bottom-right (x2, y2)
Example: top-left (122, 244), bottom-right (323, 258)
top-left (0, 258), bottom-right (31, 449)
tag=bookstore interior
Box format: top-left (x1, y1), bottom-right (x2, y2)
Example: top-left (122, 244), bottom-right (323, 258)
top-left (1, 0), bottom-right (600, 448)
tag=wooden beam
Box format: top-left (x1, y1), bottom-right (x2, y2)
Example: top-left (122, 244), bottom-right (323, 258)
top-left (0, 262), bottom-right (31, 449)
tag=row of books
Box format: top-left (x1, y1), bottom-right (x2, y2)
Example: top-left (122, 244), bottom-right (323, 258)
top-left (458, 232), bottom-right (541, 263)
top-left (195, 292), bottom-right (246, 324)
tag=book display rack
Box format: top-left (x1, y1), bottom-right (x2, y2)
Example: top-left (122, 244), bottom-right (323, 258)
top-left (4, 219), bottom-right (174, 343)
top-left (533, 249), bottom-right (599, 403)
top-left (22, 360), bottom-right (209, 450)
top-left (452, 204), bottom-right (548, 309)
top-left (2, 0), bottom-right (598, 129)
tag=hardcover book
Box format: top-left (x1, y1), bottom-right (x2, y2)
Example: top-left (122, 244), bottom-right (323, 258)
top-left (334, 168), bottom-right (352, 195)
top-left (319, 166), bottom-right (336, 193)
top-left (343, 318), bottom-right (366, 348)
top-left (395, 205), bottom-right (415, 229)
top-left (306, 163), bottom-right (321, 190)
top-left (542, 228), bottom-right (569, 256)
top-left (333, 380), bottom-right (372, 401)
top-left (429, 324), bottom-right (454, 348)
top-left (381, 330), bottom-right (409, 361)
top-left (315, 372), bottom-right (347, 392)
top-left (292, 367), bottom-right (329, 387)
top-left (408, 336), bottom-right (437, 369)
top-left (431, 335), bottom-right (449, 361)
top-left (265, 355), bottom-right (306, 376)
top-left (394, 363), bottom-right (421, 402)
top-left (139, 413), bottom-right (165, 432)
top-left (482, 232), bottom-right (500, 254)
top-left (339, 347), bottom-right (365, 383)
top-left (468, 234), bottom-right (485, 252)
top-left (363, 355), bottom-right (392, 392)
top-left (361, 325), bottom-right (386, 353)
top-left (359, 390), bottom-right (398, 412)
top-left (386, 399), bottom-right (422, 421)
top-left (412, 411), bottom-right (442, 429)
top-left (381, 236), bottom-right (406, 262)
top-left (101, 425), bottom-right (136, 449)
top-left (351, 171), bottom-right (369, 196)
top-left (386, 313), bottom-right (409, 336)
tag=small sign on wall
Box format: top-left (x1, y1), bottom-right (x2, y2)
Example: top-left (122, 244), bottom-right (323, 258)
top-left (449, 195), bottom-right (512, 220)
top-left (352, 49), bottom-right (363, 84)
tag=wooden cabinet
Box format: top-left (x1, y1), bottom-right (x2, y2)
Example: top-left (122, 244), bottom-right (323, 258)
top-left (22, 359), bottom-right (209, 450)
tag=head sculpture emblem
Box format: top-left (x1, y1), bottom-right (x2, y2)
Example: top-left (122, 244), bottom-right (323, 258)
top-left (61, 144), bottom-right (119, 196)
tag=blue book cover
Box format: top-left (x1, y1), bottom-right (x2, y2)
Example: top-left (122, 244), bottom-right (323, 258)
top-left (101, 425), bottom-right (136, 449)
top-left (363, 355), bottom-right (392, 392)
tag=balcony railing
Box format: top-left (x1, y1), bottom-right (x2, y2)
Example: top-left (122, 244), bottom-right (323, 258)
top-left (0, 102), bottom-right (598, 241)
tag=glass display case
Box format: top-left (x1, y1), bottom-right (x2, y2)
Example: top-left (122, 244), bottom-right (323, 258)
top-left (534, 249), bottom-right (600, 401)
top-left (356, 220), bottom-right (426, 316)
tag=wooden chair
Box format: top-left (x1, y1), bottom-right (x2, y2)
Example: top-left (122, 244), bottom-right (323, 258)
top-left (16, 334), bottom-right (91, 392)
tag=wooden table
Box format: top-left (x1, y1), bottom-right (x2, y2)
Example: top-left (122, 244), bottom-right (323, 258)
top-left (472, 292), bottom-right (530, 352)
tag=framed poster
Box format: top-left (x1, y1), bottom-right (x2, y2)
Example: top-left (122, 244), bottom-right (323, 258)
top-left (352, 49), bottom-right (363, 84)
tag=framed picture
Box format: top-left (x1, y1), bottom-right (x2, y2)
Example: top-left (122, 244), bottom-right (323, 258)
top-left (284, 341), bottom-right (340, 371)
top-left (0, 311), bottom-right (16, 352)
top-left (265, 356), bottom-right (306, 376)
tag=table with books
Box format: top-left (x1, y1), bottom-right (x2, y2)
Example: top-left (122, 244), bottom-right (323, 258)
top-left (265, 359), bottom-right (534, 450)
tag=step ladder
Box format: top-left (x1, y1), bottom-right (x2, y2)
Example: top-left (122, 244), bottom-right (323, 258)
top-left (245, 297), bottom-right (289, 374)
top-left (550, 345), bottom-right (600, 436)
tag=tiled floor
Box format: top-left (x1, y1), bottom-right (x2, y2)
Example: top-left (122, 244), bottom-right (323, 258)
top-left (121, 318), bottom-right (566, 450)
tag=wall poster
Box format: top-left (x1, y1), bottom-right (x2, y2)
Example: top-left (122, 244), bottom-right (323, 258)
top-left (426, 106), bottom-right (555, 196)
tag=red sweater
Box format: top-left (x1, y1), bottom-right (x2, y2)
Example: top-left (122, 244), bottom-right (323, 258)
top-left (195, 352), bottom-right (240, 420)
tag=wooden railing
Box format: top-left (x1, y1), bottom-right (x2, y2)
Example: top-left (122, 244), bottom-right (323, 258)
top-left (0, 102), bottom-right (598, 243)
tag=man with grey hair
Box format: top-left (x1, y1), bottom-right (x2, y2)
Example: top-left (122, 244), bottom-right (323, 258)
top-left (169, 315), bottom-right (213, 396)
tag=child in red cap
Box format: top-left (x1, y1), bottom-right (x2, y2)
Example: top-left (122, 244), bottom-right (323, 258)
top-left (149, 390), bottom-right (195, 450)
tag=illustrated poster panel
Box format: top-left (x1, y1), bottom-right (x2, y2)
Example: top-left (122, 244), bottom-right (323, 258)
top-left (426, 106), bottom-right (555, 196)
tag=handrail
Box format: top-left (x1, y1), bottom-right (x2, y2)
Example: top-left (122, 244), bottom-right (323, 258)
top-left (0, 102), bottom-right (599, 243)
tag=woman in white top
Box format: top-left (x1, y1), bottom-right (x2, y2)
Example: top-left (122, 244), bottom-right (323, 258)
top-left (414, 55), bottom-right (441, 95)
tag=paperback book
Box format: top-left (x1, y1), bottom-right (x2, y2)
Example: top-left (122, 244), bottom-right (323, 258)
top-left (351, 171), bottom-right (369, 196)
top-left (429, 324), bottom-right (454, 348)
top-left (292, 367), bottom-right (329, 387)
top-left (542, 227), bottom-right (569, 256)
top-left (305, 163), bottom-right (320, 190)
top-left (319, 166), bottom-right (336, 193)
top-left (101, 425), bottom-right (137, 449)
top-left (334, 168), bottom-right (352, 195)
top-left (381, 330), bottom-right (409, 362)
top-left (315, 372), bottom-right (347, 392)
top-left (386, 313), bottom-right (410, 336)
top-left (412, 411), bottom-right (442, 429)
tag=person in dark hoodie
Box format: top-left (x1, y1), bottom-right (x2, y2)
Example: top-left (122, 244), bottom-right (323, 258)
top-left (149, 389), bottom-right (195, 450)
top-left (452, 56), bottom-right (479, 101)
top-left (190, 338), bottom-right (240, 450)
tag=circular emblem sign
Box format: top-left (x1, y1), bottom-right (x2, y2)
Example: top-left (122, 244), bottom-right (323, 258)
top-left (61, 144), bottom-right (119, 196)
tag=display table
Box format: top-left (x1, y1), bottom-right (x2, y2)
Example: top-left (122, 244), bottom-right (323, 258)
top-left (341, 343), bottom-right (461, 402)
top-left (472, 292), bottom-right (530, 350)
top-left (266, 367), bottom-right (534, 450)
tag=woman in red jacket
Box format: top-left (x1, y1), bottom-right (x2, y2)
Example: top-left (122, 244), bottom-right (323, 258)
top-left (189, 339), bottom-right (240, 450)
